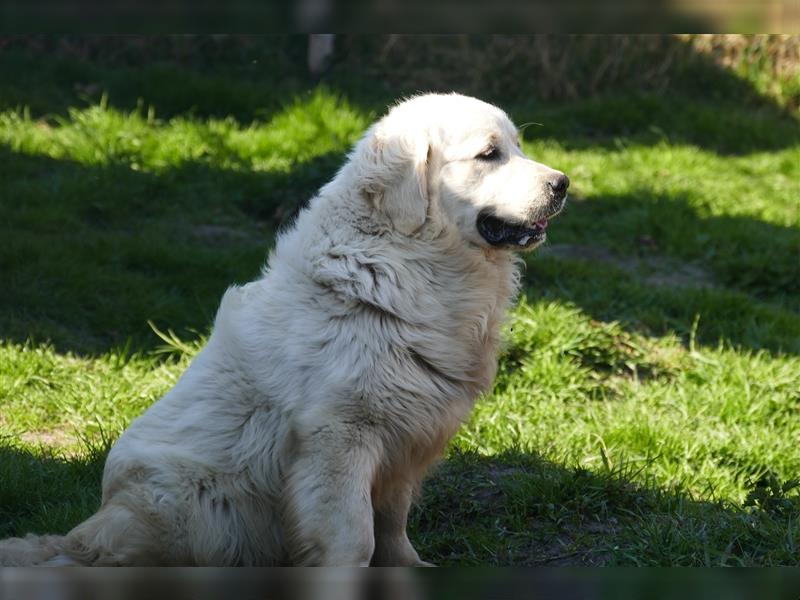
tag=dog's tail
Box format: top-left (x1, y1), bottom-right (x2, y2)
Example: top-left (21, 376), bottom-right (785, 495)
top-left (0, 533), bottom-right (80, 566)
top-left (1, 501), bottom-right (166, 566)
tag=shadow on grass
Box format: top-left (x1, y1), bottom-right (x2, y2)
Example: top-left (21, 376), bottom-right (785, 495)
top-left (1, 36), bottom-right (799, 155)
top-left (0, 37), bottom-right (313, 125)
top-left (1, 442), bottom-right (797, 566)
top-left (0, 442), bottom-right (106, 539)
top-left (0, 145), bottom-right (343, 355)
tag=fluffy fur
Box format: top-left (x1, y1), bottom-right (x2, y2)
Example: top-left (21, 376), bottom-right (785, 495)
top-left (0, 93), bottom-right (567, 566)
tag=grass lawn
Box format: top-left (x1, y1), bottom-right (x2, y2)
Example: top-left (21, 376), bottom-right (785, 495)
top-left (0, 36), bottom-right (799, 565)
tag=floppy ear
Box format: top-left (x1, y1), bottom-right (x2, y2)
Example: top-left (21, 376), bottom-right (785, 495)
top-left (356, 125), bottom-right (430, 236)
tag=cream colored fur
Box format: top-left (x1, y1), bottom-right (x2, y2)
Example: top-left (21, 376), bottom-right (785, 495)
top-left (0, 93), bottom-right (566, 566)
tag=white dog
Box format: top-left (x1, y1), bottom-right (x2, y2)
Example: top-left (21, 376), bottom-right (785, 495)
top-left (0, 93), bottom-right (568, 566)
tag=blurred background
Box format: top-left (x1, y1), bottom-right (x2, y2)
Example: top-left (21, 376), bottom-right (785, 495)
top-left (1, 1), bottom-right (798, 32)
top-left (0, 35), bottom-right (798, 566)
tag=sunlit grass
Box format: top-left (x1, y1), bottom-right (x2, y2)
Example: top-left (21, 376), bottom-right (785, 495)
top-left (0, 89), bottom-right (369, 172)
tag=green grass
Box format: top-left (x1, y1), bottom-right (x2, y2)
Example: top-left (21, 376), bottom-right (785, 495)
top-left (1, 36), bottom-right (799, 565)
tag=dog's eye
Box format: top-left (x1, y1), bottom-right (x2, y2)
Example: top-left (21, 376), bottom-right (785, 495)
top-left (476, 146), bottom-right (501, 161)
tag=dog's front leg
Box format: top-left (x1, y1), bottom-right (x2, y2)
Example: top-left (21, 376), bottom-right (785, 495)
top-left (371, 478), bottom-right (431, 566)
top-left (284, 427), bottom-right (379, 566)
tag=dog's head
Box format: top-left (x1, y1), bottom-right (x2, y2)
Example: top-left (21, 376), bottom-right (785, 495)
top-left (352, 93), bottom-right (568, 250)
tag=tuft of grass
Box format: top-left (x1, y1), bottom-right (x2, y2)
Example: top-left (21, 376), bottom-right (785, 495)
top-left (0, 36), bottom-right (798, 565)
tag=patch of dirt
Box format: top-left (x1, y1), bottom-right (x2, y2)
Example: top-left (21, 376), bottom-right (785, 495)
top-left (527, 540), bottom-right (613, 566)
top-left (643, 265), bottom-right (714, 289)
top-left (540, 243), bottom-right (716, 289)
top-left (17, 429), bottom-right (75, 449)
top-left (515, 515), bottom-right (617, 566)
top-left (524, 519), bottom-right (616, 566)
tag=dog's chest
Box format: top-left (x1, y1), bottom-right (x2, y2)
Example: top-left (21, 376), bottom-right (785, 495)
top-left (437, 285), bottom-right (505, 388)
top-left (407, 255), bottom-right (515, 397)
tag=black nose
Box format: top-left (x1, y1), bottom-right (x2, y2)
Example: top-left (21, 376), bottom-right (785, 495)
top-left (547, 174), bottom-right (570, 199)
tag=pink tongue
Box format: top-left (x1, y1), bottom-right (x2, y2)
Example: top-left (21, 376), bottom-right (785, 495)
top-left (536, 219), bottom-right (549, 229)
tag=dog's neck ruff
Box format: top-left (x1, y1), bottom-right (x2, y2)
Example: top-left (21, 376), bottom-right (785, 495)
top-left (272, 196), bottom-right (520, 406)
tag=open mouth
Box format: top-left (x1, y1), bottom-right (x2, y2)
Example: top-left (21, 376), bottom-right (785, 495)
top-left (476, 213), bottom-right (550, 248)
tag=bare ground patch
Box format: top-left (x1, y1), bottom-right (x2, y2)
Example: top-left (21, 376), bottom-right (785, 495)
top-left (540, 243), bottom-right (716, 289)
top-left (17, 429), bottom-right (76, 449)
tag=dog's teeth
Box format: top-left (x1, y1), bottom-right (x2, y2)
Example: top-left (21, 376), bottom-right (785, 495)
top-left (518, 236), bottom-right (530, 246)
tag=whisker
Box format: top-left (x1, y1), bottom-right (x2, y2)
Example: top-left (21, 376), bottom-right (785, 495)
top-left (517, 121), bottom-right (544, 143)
